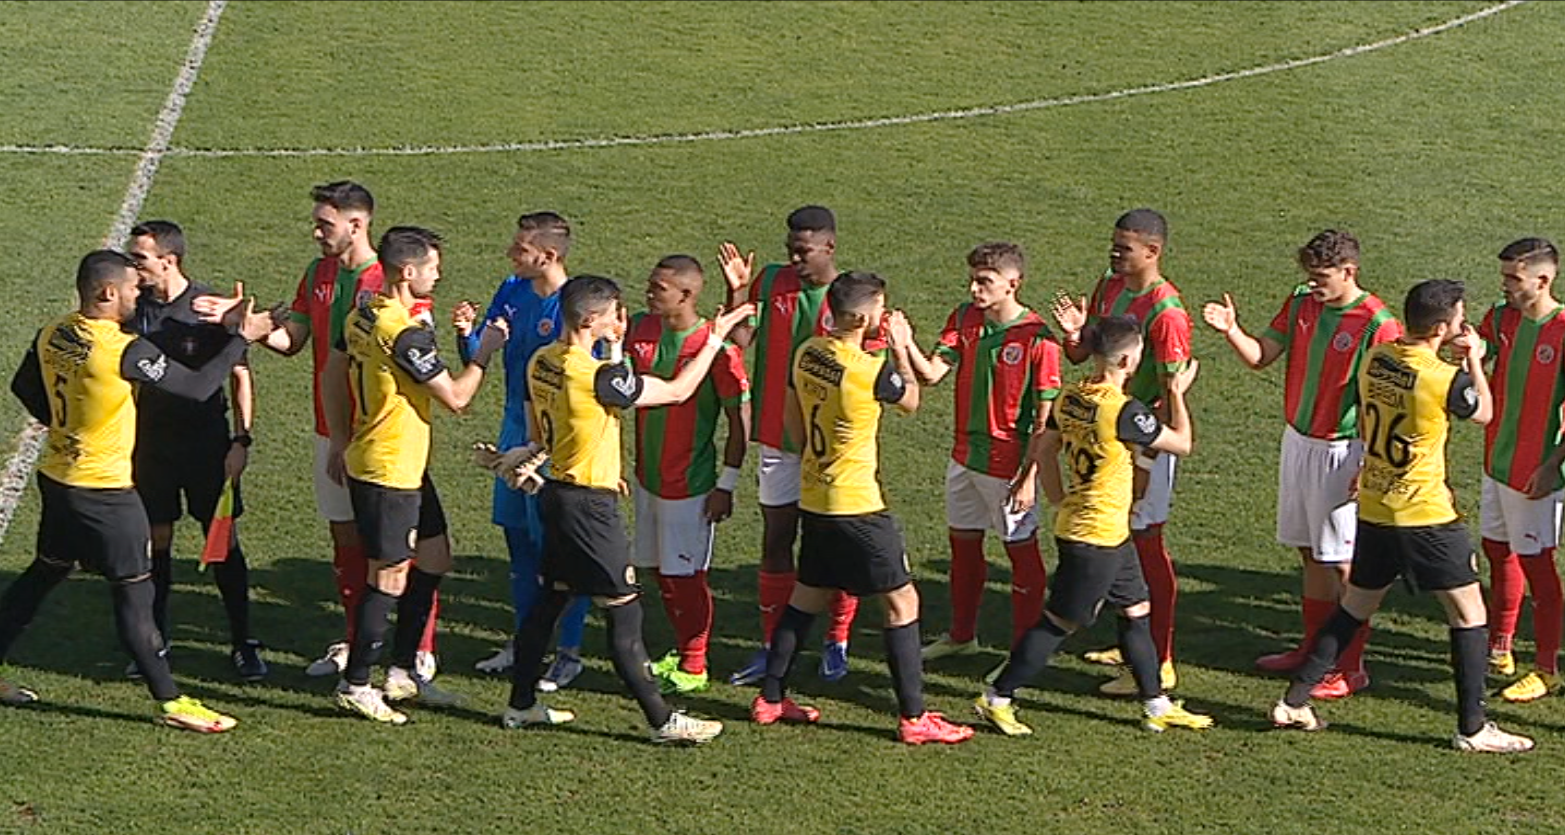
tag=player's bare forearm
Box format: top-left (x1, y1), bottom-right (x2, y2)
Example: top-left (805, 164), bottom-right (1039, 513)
top-left (904, 344), bottom-right (949, 386)
top-left (321, 350), bottom-right (352, 445)
top-left (230, 364), bottom-right (254, 434)
top-left (1038, 432), bottom-right (1065, 506)
top-left (783, 389), bottom-right (804, 451)
top-left (1226, 328), bottom-right (1279, 370)
top-left (1463, 349), bottom-right (1494, 426)
top-left (637, 340), bottom-right (726, 407)
top-left (428, 363), bottom-right (488, 413)
top-left (263, 319), bottom-right (309, 356)
top-left (1153, 389), bottom-right (1195, 457)
top-left (723, 401), bottom-right (750, 469)
top-left (892, 345), bottom-right (920, 413)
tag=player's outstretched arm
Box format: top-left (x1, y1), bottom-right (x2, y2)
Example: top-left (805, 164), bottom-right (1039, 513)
top-left (425, 317), bottom-right (508, 413)
top-left (1144, 359), bottom-right (1199, 457)
top-left (628, 303), bottom-right (756, 408)
top-left (1447, 323), bottom-right (1493, 425)
top-left (123, 298), bottom-right (276, 402)
top-left (896, 313), bottom-right (950, 386)
top-left (195, 283), bottom-right (305, 355)
top-left (1202, 293), bottom-right (1283, 369)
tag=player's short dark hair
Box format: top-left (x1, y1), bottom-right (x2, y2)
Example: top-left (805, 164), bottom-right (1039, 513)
top-left (377, 227), bottom-right (443, 273)
top-left (128, 220), bottom-right (186, 263)
top-left (1498, 237), bottom-right (1559, 267)
top-left (1088, 314), bottom-right (1143, 359)
top-left (1297, 229), bottom-right (1360, 269)
top-left (76, 249), bottom-right (138, 297)
top-left (826, 271), bottom-right (886, 321)
top-left (967, 242), bottom-right (1026, 276)
top-left (517, 211), bottom-right (572, 259)
top-left (1403, 279), bottom-right (1466, 335)
top-left (787, 205), bottom-right (836, 235)
top-left (311, 181), bottom-right (374, 215)
top-left (654, 254), bottom-right (703, 278)
top-left (1115, 208), bottom-right (1167, 242)
top-left (561, 274), bottom-right (621, 328)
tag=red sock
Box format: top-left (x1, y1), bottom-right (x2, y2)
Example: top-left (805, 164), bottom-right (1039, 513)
top-left (948, 533), bottom-right (987, 644)
top-left (1336, 620), bottom-right (1372, 676)
top-left (825, 591), bottom-right (857, 645)
top-left (1483, 538), bottom-right (1523, 653)
top-left (333, 542), bottom-right (367, 643)
top-left (418, 587), bottom-right (439, 655)
top-left (1520, 548), bottom-right (1562, 674)
top-left (1003, 538), bottom-right (1047, 648)
top-left (758, 571), bottom-right (796, 644)
top-left (658, 572), bottom-right (713, 674)
top-left (1301, 595), bottom-right (1335, 652)
top-left (1133, 525), bottom-right (1177, 664)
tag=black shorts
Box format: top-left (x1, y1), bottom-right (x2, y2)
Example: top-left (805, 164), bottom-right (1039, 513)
top-left (1045, 538), bottom-right (1149, 628)
top-left (539, 481), bottom-right (638, 598)
top-left (134, 432), bottom-right (245, 525)
top-left (1349, 519), bottom-right (1477, 593)
top-left (347, 474), bottom-right (448, 563)
top-left (797, 510), bottom-right (911, 597)
top-left (36, 473), bottom-right (151, 581)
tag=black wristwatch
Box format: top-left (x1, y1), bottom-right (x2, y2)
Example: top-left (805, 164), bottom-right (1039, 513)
top-left (231, 433), bottom-right (253, 448)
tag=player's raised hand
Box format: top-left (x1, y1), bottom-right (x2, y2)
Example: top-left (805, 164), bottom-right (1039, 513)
top-left (452, 300), bottom-right (478, 337)
top-left (1168, 358), bottom-right (1201, 396)
top-left (227, 297), bottom-right (279, 343)
top-left (1051, 292), bottom-right (1088, 338)
top-left (1452, 322), bottom-right (1486, 362)
top-left (193, 281), bottom-right (247, 324)
top-left (886, 310), bottom-right (914, 349)
top-left (711, 302), bottom-right (757, 341)
top-left (1202, 293), bottom-right (1239, 334)
top-left (718, 241), bottom-right (755, 295)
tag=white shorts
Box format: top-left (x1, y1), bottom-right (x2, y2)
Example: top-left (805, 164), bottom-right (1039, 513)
top-left (313, 435), bottom-right (354, 523)
top-left (1274, 426), bottom-right (1361, 563)
top-left (944, 460), bottom-right (1038, 542)
top-left (632, 485), bottom-right (715, 576)
top-left (1480, 476), bottom-right (1563, 556)
top-left (757, 445), bottom-right (801, 508)
top-left (1129, 450), bottom-right (1177, 531)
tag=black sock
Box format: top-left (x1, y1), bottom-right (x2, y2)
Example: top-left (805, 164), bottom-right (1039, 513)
top-left (210, 544), bottom-right (250, 648)
top-left (1118, 614), bottom-right (1161, 699)
top-left (1286, 607), bottom-right (1363, 707)
top-left (509, 589), bottom-right (570, 711)
top-left (993, 614), bottom-right (1071, 698)
top-left (112, 578), bottom-right (179, 702)
top-left (150, 546), bottom-right (172, 646)
top-left (391, 569), bottom-right (443, 671)
top-left (344, 586), bottom-right (397, 687)
top-left (606, 600), bottom-right (672, 728)
top-left (0, 558), bottom-right (72, 660)
top-left (762, 606), bottom-right (815, 704)
top-left (1452, 624), bottom-right (1489, 737)
top-left (883, 621), bottom-right (925, 719)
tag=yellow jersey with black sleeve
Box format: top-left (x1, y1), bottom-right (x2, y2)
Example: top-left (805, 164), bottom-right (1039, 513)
top-left (526, 342), bottom-right (644, 491)
top-left (341, 295), bottom-right (445, 490)
top-left (792, 335), bottom-right (907, 516)
top-left (1357, 342), bottom-right (1477, 527)
top-left (14, 312), bottom-right (247, 489)
top-left (1051, 379), bottom-right (1164, 547)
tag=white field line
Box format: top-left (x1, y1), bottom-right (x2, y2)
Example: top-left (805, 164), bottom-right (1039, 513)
top-left (0, 0), bottom-right (228, 545)
top-left (0, 0), bottom-right (1527, 160)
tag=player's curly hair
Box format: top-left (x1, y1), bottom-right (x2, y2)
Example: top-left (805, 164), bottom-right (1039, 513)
top-left (1297, 230), bottom-right (1360, 270)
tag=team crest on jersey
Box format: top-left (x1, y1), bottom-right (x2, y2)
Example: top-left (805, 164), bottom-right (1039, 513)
top-left (1001, 343), bottom-right (1024, 365)
top-left (1332, 332), bottom-right (1353, 352)
top-left (1538, 344), bottom-right (1556, 365)
top-left (537, 318), bottom-right (553, 337)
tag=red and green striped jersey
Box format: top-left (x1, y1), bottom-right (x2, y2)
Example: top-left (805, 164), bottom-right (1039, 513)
top-left (627, 313), bottom-right (750, 499)
top-left (289, 257), bottom-right (384, 436)
top-left (933, 304), bottom-right (1062, 478)
top-left (1479, 302), bottom-right (1565, 490)
top-left (1086, 273), bottom-right (1191, 406)
top-left (746, 263), bottom-right (886, 451)
top-left (1261, 287), bottom-right (1401, 440)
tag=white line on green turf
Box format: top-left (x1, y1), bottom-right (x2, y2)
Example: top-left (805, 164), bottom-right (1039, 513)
top-left (0, 0), bottom-right (229, 546)
top-left (0, 0), bottom-right (1527, 159)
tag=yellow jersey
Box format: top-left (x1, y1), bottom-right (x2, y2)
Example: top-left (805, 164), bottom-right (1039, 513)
top-left (527, 342), bottom-right (644, 491)
top-left (1051, 379), bottom-right (1164, 547)
top-left (342, 295), bottom-right (445, 490)
top-left (1357, 342), bottom-right (1478, 527)
top-left (792, 336), bottom-right (908, 516)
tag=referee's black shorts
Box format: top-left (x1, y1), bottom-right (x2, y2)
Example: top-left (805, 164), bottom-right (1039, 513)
top-left (539, 480), bottom-right (638, 598)
top-left (797, 509), bottom-right (912, 597)
top-left (1349, 519), bottom-right (1477, 593)
top-left (36, 473), bottom-right (151, 582)
top-left (347, 473), bottom-right (448, 563)
top-left (134, 430), bottom-right (245, 526)
top-left (1045, 537), bottom-right (1148, 628)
